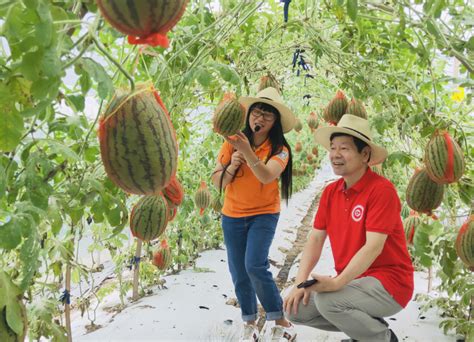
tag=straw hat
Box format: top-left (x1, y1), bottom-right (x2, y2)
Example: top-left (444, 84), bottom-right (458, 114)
top-left (239, 87), bottom-right (296, 133)
top-left (313, 114), bottom-right (388, 165)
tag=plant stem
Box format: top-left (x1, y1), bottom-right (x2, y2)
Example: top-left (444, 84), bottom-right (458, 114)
top-left (65, 263), bottom-right (72, 342)
top-left (132, 239), bottom-right (142, 301)
top-left (92, 36), bottom-right (135, 90)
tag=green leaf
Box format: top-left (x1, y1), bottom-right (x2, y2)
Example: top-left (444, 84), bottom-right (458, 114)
top-left (71, 267), bottom-right (80, 284)
top-left (35, 19), bottom-right (53, 48)
top-left (347, 0), bottom-right (358, 21)
top-left (0, 111), bottom-right (24, 152)
top-left (49, 208), bottom-right (63, 236)
top-left (23, 0), bottom-right (39, 9)
top-left (15, 202), bottom-right (46, 226)
top-left (69, 207), bottom-right (84, 226)
top-left (41, 47), bottom-right (61, 77)
top-left (386, 151), bottom-right (412, 166)
top-left (213, 63), bottom-right (240, 85)
top-left (426, 20), bottom-right (440, 40)
top-left (105, 206), bottom-right (122, 227)
top-left (20, 100), bottom-right (50, 118)
top-left (45, 139), bottom-right (80, 162)
top-left (29, 186), bottom-right (51, 210)
top-left (84, 146), bottom-right (99, 163)
top-left (19, 231), bottom-right (40, 291)
top-left (30, 77), bottom-right (60, 100)
top-left (20, 50), bottom-right (43, 81)
top-left (80, 58), bottom-right (113, 99)
top-left (196, 67), bottom-right (212, 87)
top-left (0, 218), bottom-right (22, 250)
top-left (0, 271), bottom-right (24, 335)
top-left (419, 254), bottom-right (433, 267)
top-left (79, 73), bottom-right (92, 95)
top-left (66, 95), bottom-right (85, 112)
top-left (467, 36), bottom-right (474, 52)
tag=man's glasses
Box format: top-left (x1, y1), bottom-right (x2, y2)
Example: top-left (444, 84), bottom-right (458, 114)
top-left (251, 108), bottom-right (276, 121)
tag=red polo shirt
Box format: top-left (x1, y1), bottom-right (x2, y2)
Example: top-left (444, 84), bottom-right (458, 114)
top-left (314, 168), bottom-right (414, 307)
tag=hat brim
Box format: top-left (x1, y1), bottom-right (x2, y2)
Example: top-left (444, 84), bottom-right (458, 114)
top-left (313, 126), bottom-right (388, 166)
top-left (239, 96), bottom-right (296, 133)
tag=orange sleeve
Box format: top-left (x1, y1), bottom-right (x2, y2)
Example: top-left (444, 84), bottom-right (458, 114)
top-left (217, 141), bottom-right (233, 166)
top-left (269, 146), bottom-right (289, 169)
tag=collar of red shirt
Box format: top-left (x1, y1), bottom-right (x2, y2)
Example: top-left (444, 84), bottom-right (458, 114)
top-left (339, 167), bottom-right (374, 193)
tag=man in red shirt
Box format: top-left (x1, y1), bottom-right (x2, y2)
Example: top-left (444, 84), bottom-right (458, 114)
top-left (283, 114), bottom-right (414, 342)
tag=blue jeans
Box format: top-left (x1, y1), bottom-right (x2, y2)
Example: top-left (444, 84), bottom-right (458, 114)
top-left (221, 213), bottom-right (283, 322)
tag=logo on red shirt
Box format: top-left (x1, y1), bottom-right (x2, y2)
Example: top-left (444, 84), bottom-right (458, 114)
top-left (351, 205), bottom-right (364, 222)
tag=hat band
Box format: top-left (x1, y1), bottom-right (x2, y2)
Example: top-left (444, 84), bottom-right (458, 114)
top-left (342, 126), bottom-right (371, 141)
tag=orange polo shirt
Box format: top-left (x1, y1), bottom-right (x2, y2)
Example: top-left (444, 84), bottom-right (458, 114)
top-left (217, 140), bottom-right (289, 218)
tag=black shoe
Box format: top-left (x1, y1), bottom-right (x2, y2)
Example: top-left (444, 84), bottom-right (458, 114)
top-left (340, 339), bottom-right (357, 342)
top-left (389, 329), bottom-right (399, 342)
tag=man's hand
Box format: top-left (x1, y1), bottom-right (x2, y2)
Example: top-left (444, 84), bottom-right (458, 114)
top-left (283, 286), bottom-right (310, 316)
top-left (305, 274), bottom-right (344, 293)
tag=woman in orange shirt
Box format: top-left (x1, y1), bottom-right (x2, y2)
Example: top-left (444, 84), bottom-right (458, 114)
top-left (211, 87), bottom-right (297, 341)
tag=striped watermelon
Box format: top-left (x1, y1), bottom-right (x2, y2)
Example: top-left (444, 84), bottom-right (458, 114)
top-left (97, 0), bottom-right (188, 47)
top-left (163, 175), bottom-right (184, 208)
top-left (130, 194), bottom-right (168, 242)
top-left (406, 169), bottom-right (444, 215)
top-left (403, 215), bottom-right (421, 245)
top-left (258, 73), bottom-right (281, 94)
top-left (212, 93), bottom-right (246, 137)
top-left (294, 119), bottom-right (303, 133)
top-left (98, 83), bottom-right (178, 195)
top-left (346, 98), bottom-right (367, 119)
top-left (400, 203), bottom-right (410, 219)
top-left (424, 130), bottom-right (465, 184)
top-left (307, 112), bottom-right (319, 130)
top-left (455, 216), bottom-right (474, 270)
top-left (152, 239), bottom-right (172, 270)
top-left (194, 181), bottom-right (211, 215)
top-left (323, 90), bottom-right (348, 124)
top-left (211, 195), bottom-right (223, 213)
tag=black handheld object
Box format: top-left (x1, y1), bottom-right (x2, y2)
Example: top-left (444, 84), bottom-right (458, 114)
top-left (297, 279), bottom-right (318, 289)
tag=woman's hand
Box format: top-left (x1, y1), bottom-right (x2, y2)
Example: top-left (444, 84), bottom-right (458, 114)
top-left (225, 132), bottom-right (252, 154)
top-left (230, 151), bottom-right (245, 171)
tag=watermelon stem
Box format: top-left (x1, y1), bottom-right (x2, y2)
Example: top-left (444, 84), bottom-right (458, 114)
top-left (92, 35), bottom-right (135, 91)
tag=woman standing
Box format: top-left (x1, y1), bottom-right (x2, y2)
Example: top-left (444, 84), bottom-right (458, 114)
top-left (211, 87), bottom-right (297, 341)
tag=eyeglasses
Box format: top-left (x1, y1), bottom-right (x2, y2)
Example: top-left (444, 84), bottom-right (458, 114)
top-left (251, 108), bottom-right (276, 121)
